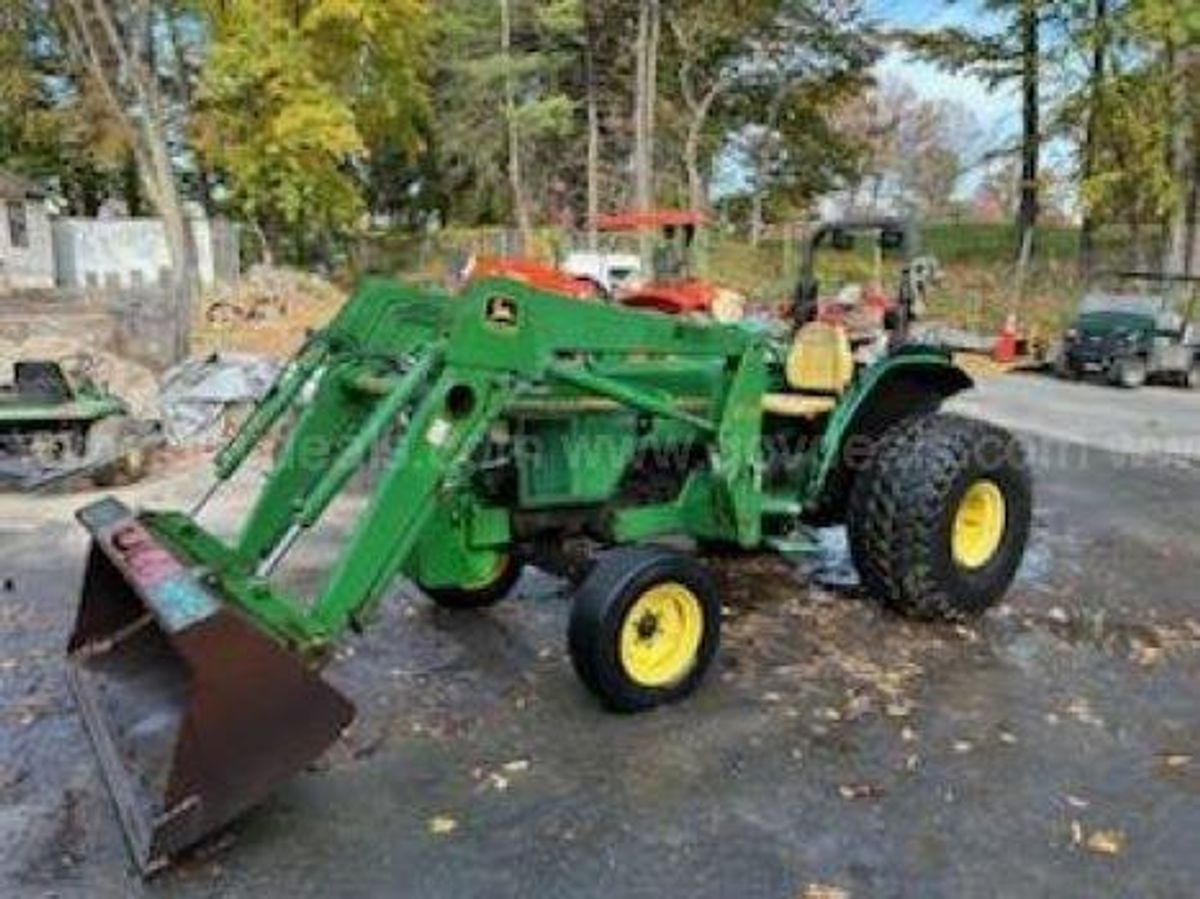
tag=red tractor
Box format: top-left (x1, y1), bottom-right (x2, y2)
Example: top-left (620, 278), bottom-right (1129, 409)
top-left (591, 210), bottom-right (727, 317)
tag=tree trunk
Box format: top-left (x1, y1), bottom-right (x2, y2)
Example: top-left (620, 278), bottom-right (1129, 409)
top-left (634, 0), bottom-right (660, 270)
top-left (750, 190), bottom-right (765, 247)
top-left (670, 16), bottom-right (719, 218)
top-left (749, 84), bottom-right (792, 248)
top-left (57, 0), bottom-right (198, 360)
top-left (121, 153), bottom-right (143, 216)
top-left (500, 0), bottom-right (532, 254)
top-left (682, 84), bottom-right (721, 218)
top-left (1079, 0), bottom-right (1107, 277)
top-left (1186, 151), bottom-right (1199, 277)
top-left (1163, 44), bottom-right (1195, 277)
top-left (584, 7), bottom-right (600, 250)
top-left (166, 5), bottom-right (217, 218)
top-left (1015, 0), bottom-right (1040, 284)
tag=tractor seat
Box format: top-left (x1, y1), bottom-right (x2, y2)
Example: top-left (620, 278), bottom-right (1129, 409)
top-left (762, 323), bottom-right (854, 419)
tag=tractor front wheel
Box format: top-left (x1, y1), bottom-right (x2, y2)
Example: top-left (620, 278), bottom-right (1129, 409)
top-left (423, 555), bottom-right (523, 610)
top-left (568, 547), bottom-right (720, 712)
top-left (847, 413), bottom-right (1032, 621)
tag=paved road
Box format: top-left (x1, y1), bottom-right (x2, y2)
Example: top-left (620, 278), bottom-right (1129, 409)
top-left (1, 375), bottom-right (1198, 898)
top-left (951, 370), bottom-right (1200, 460)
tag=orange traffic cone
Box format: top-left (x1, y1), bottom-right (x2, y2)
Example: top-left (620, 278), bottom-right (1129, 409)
top-left (994, 313), bottom-right (1019, 363)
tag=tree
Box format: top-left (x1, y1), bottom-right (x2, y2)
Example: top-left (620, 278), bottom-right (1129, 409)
top-left (1131, 2), bottom-right (1198, 275)
top-left (428, 0), bottom-right (581, 238)
top-left (633, 0), bottom-right (661, 266)
top-left (195, 0), bottom-right (429, 262)
top-left (664, 0), bottom-right (773, 214)
top-left (906, 0), bottom-right (1056, 272)
top-left (54, 0), bottom-right (202, 357)
top-left (732, 0), bottom-right (876, 240)
top-left (837, 81), bottom-right (978, 217)
top-left (1077, 0), bottom-right (1114, 274)
top-left (1064, 0), bottom-right (1197, 274)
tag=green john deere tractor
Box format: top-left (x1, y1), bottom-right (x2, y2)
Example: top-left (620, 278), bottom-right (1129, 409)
top-left (67, 276), bottom-right (1032, 872)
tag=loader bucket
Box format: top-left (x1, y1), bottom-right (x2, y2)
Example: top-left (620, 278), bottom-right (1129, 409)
top-left (66, 498), bottom-right (354, 874)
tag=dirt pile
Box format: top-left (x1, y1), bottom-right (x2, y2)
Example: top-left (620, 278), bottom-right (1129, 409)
top-left (194, 266), bottom-right (347, 358)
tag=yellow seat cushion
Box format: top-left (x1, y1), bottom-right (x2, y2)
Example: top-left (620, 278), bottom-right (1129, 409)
top-left (785, 322), bottom-right (854, 394)
top-left (761, 393), bottom-right (837, 418)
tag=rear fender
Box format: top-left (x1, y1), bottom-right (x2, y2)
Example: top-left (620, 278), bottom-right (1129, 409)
top-left (803, 352), bottom-right (973, 524)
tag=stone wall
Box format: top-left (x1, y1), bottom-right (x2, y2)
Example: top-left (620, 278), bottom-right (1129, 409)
top-left (51, 218), bottom-right (238, 290)
top-left (0, 199), bottom-right (56, 291)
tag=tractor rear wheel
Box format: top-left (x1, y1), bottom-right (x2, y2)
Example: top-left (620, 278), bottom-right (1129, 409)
top-left (423, 555), bottom-right (522, 610)
top-left (568, 547), bottom-right (720, 712)
top-left (847, 413), bottom-right (1032, 621)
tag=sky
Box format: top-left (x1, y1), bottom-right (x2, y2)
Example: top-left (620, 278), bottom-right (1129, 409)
top-left (867, 0), bottom-right (1079, 204)
top-left (866, 0), bottom-right (1019, 142)
top-left (715, 0), bottom-right (1065, 204)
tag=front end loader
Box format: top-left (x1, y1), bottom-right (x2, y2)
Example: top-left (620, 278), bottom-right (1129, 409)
top-left (67, 276), bottom-right (1032, 872)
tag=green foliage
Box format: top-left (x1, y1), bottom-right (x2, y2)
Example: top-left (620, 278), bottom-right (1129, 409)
top-left (428, 0), bottom-right (583, 226)
top-left (195, 0), bottom-right (429, 249)
top-left (1063, 0), bottom-right (1197, 230)
top-left (0, 0), bottom-right (134, 211)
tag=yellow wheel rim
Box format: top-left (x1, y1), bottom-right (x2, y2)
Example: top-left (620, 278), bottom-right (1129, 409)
top-left (462, 553), bottom-right (509, 592)
top-left (619, 582), bottom-right (704, 688)
top-left (952, 480), bottom-right (1007, 569)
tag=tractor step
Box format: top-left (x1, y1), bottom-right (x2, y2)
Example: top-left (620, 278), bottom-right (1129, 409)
top-left (764, 527), bottom-right (823, 555)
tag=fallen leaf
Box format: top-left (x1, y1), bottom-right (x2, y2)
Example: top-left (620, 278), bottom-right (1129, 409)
top-left (1132, 643), bottom-right (1163, 667)
top-left (429, 815), bottom-right (458, 836)
top-left (1084, 829), bottom-right (1124, 856)
top-left (952, 740), bottom-right (974, 754)
top-left (1065, 698), bottom-right (1103, 727)
top-left (838, 783), bottom-right (883, 801)
top-left (997, 730), bottom-right (1018, 745)
top-left (800, 885), bottom-right (849, 899)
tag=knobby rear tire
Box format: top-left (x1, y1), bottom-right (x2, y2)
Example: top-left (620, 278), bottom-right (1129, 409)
top-left (846, 413), bottom-right (1032, 621)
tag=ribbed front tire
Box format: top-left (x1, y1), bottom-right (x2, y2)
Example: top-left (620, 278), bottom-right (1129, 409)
top-left (568, 547), bottom-right (720, 712)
